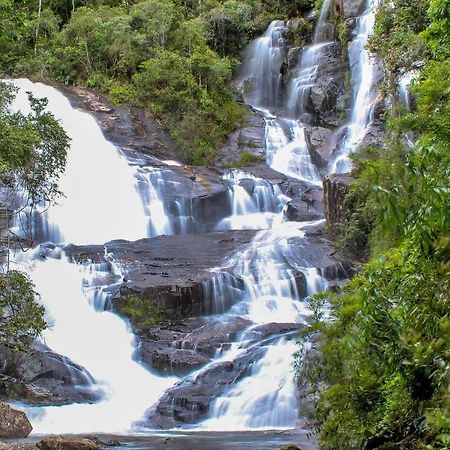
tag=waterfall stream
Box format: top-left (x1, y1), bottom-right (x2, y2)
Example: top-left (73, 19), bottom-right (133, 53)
top-left (330, 0), bottom-right (380, 173)
top-left (4, 0), bottom-right (378, 435)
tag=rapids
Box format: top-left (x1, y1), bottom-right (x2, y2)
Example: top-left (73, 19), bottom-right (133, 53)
top-left (4, 0), bottom-right (380, 435)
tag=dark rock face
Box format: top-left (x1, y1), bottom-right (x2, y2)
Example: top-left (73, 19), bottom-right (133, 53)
top-left (309, 43), bottom-right (348, 128)
top-left (342, 0), bottom-right (364, 19)
top-left (66, 230), bottom-right (256, 320)
top-left (216, 110), bottom-right (266, 167)
top-left (323, 173), bottom-right (352, 229)
top-left (285, 188), bottom-right (324, 222)
top-left (59, 86), bottom-right (178, 162)
top-left (0, 403), bottom-right (32, 438)
top-left (0, 344), bottom-right (99, 406)
top-left (305, 126), bottom-right (336, 169)
top-left (149, 344), bottom-right (266, 427)
top-left (136, 317), bottom-right (252, 375)
top-left (148, 323), bottom-right (305, 428)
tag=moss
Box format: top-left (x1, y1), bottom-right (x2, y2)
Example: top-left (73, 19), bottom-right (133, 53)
top-left (118, 294), bottom-right (167, 329)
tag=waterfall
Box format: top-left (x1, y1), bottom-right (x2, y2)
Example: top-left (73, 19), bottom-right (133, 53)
top-left (4, 0), bottom-right (358, 427)
top-left (398, 70), bottom-right (418, 148)
top-left (12, 253), bottom-right (177, 434)
top-left (330, 0), bottom-right (380, 173)
top-left (202, 339), bottom-right (300, 430)
top-left (216, 170), bottom-right (288, 231)
top-left (8, 80), bottom-right (177, 433)
top-left (265, 119), bottom-right (321, 185)
top-left (249, 0), bottom-right (333, 184)
top-left (238, 20), bottom-right (287, 111)
top-left (9, 79), bottom-right (154, 245)
top-left (198, 222), bottom-right (327, 429)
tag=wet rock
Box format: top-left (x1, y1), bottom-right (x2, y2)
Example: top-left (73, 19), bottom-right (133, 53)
top-left (149, 345), bottom-right (268, 427)
top-left (305, 126), bottom-right (336, 169)
top-left (142, 348), bottom-right (209, 376)
top-left (36, 437), bottom-right (102, 450)
top-left (0, 344), bottom-right (99, 406)
top-left (309, 43), bottom-right (348, 128)
top-left (59, 86), bottom-right (178, 162)
top-left (244, 323), bottom-right (305, 342)
top-left (342, 0), bottom-right (365, 19)
top-left (285, 188), bottom-right (323, 222)
top-left (136, 317), bottom-right (252, 375)
top-left (287, 47), bottom-right (301, 69)
top-left (323, 173), bottom-right (352, 229)
top-left (216, 109), bottom-right (266, 167)
top-left (67, 230), bottom-right (256, 321)
top-left (0, 403), bottom-right (32, 438)
top-left (280, 445), bottom-right (303, 450)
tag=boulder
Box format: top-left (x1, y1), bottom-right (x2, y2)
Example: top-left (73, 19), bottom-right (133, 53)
top-left (66, 230), bottom-right (256, 322)
top-left (0, 343), bottom-right (99, 406)
top-left (136, 317), bottom-right (252, 375)
top-left (59, 86), bottom-right (178, 162)
top-left (0, 403), bottom-right (32, 438)
top-left (309, 42), bottom-right (348, 128)
top-left (323, 173), bottom-right (352, 229)
top-left (149, 345), bottom-right (268, 427)
top-left (304, 126), bottom-right (336, 169)
top-left (36, 437), bottom-right (102, 450)
top-left (285, 188), bottom-right (323, 222)
top-left (216, 110), bottom-right (266, 168)
top-left (342, 0), bottom-right (365, 19)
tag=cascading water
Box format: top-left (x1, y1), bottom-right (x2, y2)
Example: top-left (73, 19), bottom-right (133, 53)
top-left (199, 222), bottom-right (327, 429)
top-left (3, 0), bottom-right (365, 429)
top-left (330, 0), bottom-right (380, 173)
top-left (238, 21), bottom-right (287, 110)
top-left (8, 80), bottom-right (177, 433)
top-left (238, 0), bottom-right (333, 184)
top-left (398, 70), bottom-right (418, 148)
top-left (10, 79), bottom-right (151, 245)
top-left (202, 339), bottom-right (300, 430)
top-left (12, 252), bottom-right (177, 434)
top-left (265, 119), bottom-right (321, 184)
top-left (216, 170), bottom-right (288, 230)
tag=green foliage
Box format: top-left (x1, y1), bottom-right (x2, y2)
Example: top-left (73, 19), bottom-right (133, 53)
top-left (0, 83), bottom-right (69, 351)
top-left (301, 1), bottom-right (450, 448)
top-left (118, 294), bottom-right (167, 329)
top-left (0, 82), bottom-right (70, 205)
top-left (0, 271), bottom-right (46, 350)
top-left (0, 0), bottom-right (305, 164)
top-left (238, 151), bottom-right (262, 166)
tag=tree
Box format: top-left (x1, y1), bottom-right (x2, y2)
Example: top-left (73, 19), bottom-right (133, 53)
top-left (0, 81), bottom-right (69, 349)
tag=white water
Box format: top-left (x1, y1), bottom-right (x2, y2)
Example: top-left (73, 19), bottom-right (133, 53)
top-left (9, 79), bottom-right (153, 245)
top-left (202, 339), bottom-right (300, 430)
top-left (237, 0), bottom-right (333, 184)
top-left (238, 20), bottom-right (287, 110)
top-left (13, 254), bottom-right (176, 434)
top-left (265, 119), bottom-right (321, 185)
top-left (216, 170), bottom-right (288, 231)
top-left (8, 79), bottom-right (177, 433)
top-left (200, 222), bottom-right (327, 429)
top-left (4, 0), bottom-right (355, 429)
top-left (398, 70), bottom-right (418, 148)
top-left (398, 71), bottom-right (417, 110)
top-left (330, 0), bottom-right (380, 173)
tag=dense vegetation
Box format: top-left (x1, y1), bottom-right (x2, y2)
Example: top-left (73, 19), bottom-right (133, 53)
top-left (0, 82), bottom-right (69, 349)
top-left (302, 0), bottom-right (450, 448)
top-left (0, 0), bottom-right (316, 163)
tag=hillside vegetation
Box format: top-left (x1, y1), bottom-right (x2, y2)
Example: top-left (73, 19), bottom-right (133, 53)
top-left (0, 0), bottom-right (317, 163)
top-left (302, 0), bottom-right (450, 448)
